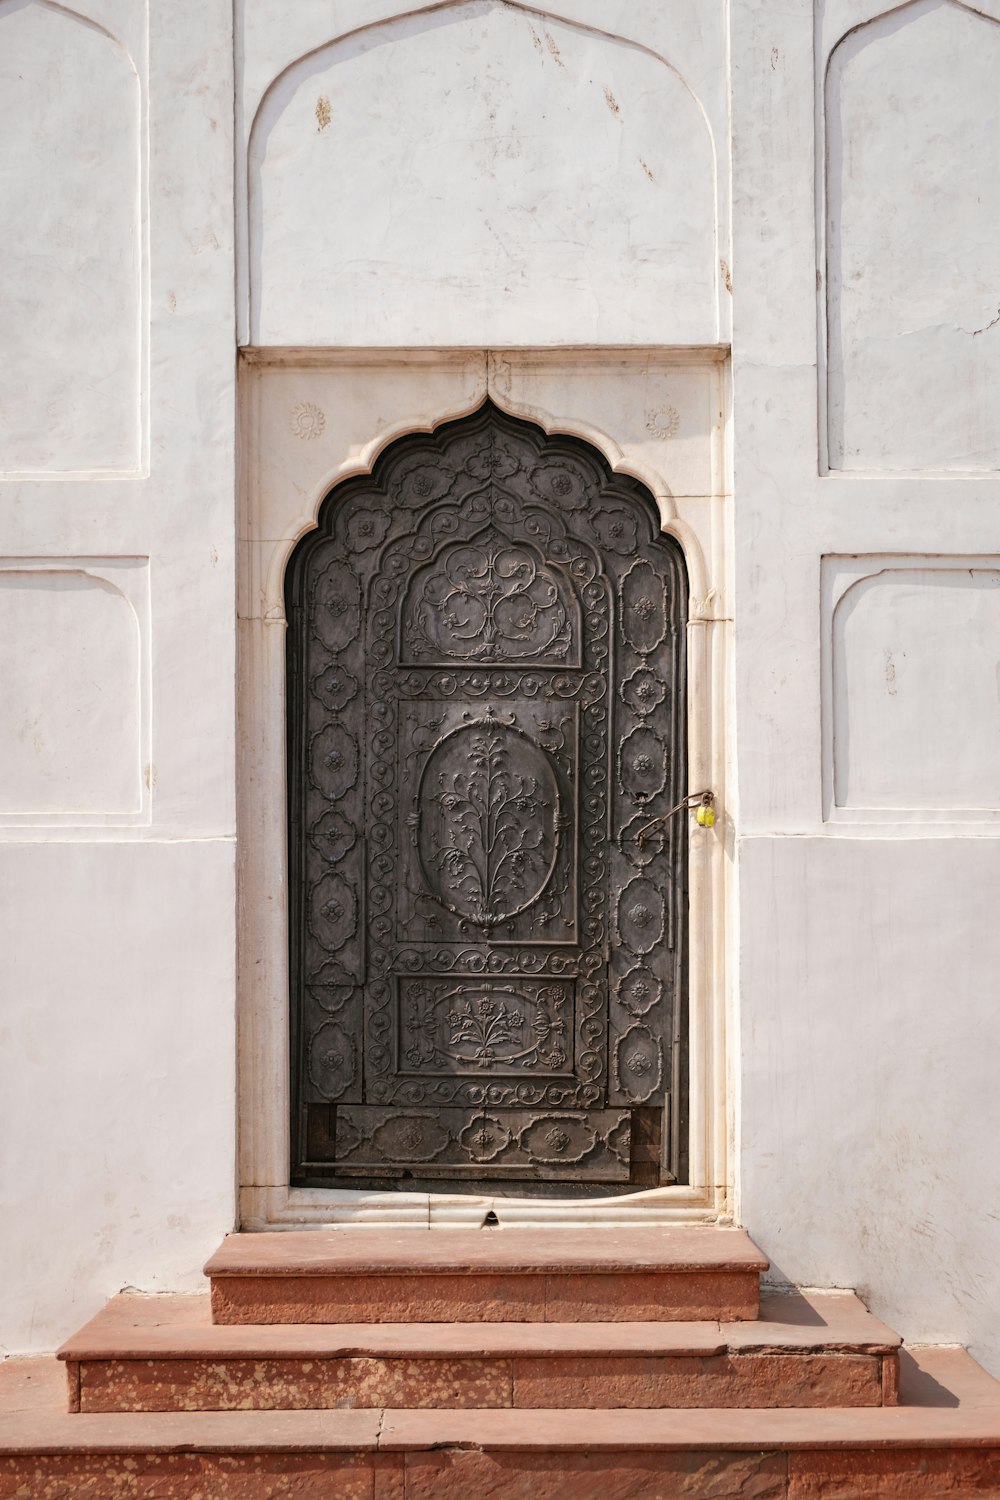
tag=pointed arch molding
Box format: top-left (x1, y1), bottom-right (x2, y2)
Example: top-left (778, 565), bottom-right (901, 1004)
top-left (819, 0), bottom-right (1000, 472)
top-left (0, 0), bottom-right (145, 476)
top-left (236, 348), bottom-right (731, 1225)
top-left (241, 1), bottom-right (721, 347)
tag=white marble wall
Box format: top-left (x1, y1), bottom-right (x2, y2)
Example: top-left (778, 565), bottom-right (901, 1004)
top-left (0, 0), bottom-right (237, 1354)
top-left (733, 0), bottom-right (1000, 1378)
top-left (3, 0), bottom-right (1000, 1384)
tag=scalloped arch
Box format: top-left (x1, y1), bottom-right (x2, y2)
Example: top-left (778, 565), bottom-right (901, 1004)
top-left (262, 397), bottom-right (707, 619)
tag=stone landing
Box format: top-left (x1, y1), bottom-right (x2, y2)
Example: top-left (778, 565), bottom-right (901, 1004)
top-left (0, 1227), bottom-right (998, 1498)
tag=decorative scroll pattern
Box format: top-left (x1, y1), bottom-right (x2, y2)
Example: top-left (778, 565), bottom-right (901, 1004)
top-left (286, 403), bottom-right (687, 1187)
top-left (402, 531), bottom-right (574, 664)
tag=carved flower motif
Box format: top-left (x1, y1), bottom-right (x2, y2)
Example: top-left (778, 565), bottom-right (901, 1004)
top-left (545, 1127), bottom-right (571, 1154)
top-left (644, 405), bottom-right (680, 440)
top-left (321, 899), bottom-right (344, 923)
top-left (312, 664), bottom-right (358, 714)
top-left (591, 507), bottom-right (639, 555)
top-left (321, 1048), bottom-right (344, 1070)
top-left (628, 1051), bottom-right (653, 1075)
top-left (459, 1115), bottom-right (512, 1163)
top-left (528, 457), bottom-right (591, 509)
top-left (343, 505), bottom-right (391, 551)
top-left (324, 749), bottom-right (344, 771)
top-left (630, 904), bottom-right (652, 929)
top-left (289, 401), bottom-right (326, 440)
top-left (392, 460), bottom-right (456, 507)
top-left (373, 1115), bottom-right (450, 1162)
top-left (465, 441), bottom-right (521, 480)
top-left (634, 596), bottom-right (655, 620)
top-left (633, 754), bottom-right (655, 774)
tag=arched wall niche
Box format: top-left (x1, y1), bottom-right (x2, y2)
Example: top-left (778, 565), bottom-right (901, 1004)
top-left (821, 0), bottom-right (1000, 471)
top-left (0, 0), bottom-right (143, 474)
top-left (244, 0), bottom-right (720, 348)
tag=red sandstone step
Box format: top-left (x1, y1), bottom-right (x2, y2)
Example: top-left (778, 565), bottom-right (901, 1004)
top-left (57, 1290), bottom-right (900, 1413)
top-left (204, 1227), bottom-right (769, 1324)
top-left (2, 1349), bottom-right (1000, 1499)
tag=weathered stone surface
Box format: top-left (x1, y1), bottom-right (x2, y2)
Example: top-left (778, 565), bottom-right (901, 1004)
top-left (0, 1453), bottom-right (375, 1499)
top-left (203, 1228), bottom-right (769, 1276)
top-left (402, 1449), bottom-right (789, 1500)
top-left (209, 1269), bottom-right (759, 1324)
top-left (787, 1449), bottom-right (1000, 1496)
top-left (210, 1273), bottom-right (549, 1324)
top-left (79, 1355), bottom-right (510, 1412)
top-left (542, 1271), bottom-right (759, 1323)
top-left (205, 1228), bottom-right (766, 1325)
top-left (513, 1353), bottom-right (883, 1410)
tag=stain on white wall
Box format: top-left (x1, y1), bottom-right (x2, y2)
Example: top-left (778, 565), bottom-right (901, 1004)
top-left (249, 2), bottom-right (718, 345)
top-left (825, 0), bottom-right (1000, 471)
top-left (0, 0), bottom-right (141, 473)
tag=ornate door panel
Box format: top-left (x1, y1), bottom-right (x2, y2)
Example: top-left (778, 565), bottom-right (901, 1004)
top-left (286, 404), bottom-right (688, 1193)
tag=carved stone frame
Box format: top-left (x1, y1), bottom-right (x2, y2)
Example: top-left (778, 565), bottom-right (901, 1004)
top-left (237, 347), bottom-right (732, 1226)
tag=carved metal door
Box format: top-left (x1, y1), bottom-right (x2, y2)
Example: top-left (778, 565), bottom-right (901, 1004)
top-left (287, 403), bottom-right (687, 1193)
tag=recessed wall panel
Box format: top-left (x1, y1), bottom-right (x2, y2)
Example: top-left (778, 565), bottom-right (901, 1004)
top-left (825, 0), bottom-right (1000, 471)
top-left (825, 556), bottom-right (1000, 816)
top-left (0, 1), bottom-right (141, 473)
top-left (0, 560), bottom-right (149, 823)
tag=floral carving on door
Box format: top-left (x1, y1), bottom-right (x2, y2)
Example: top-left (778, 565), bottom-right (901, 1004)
top-left (286, 403), bottom-right (687, 1190)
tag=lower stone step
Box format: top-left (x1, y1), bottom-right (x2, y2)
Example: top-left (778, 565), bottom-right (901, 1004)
top-left (204, 1227), bottom-right (769, 1323)
top-left (2, 1349), bottom-right (999, 1500)
top-left (57, 1290), bottom-right (900, 1412)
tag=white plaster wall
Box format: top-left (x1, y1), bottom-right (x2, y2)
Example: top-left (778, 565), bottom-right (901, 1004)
top-left (0, 0), bottom-right (142, 474)
top-left (241, 0), bottom-right (730, 347)
top-left (0, 0), bottom-right (237, 1354)
top-left (732, 0), bottom-right (1000, 1378)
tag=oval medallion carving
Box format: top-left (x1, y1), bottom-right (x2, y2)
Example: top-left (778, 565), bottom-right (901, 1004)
top-left (619, 725), bottom-right (669, 803)
top-left (621, 560), bottom-right (668, 655)
top-left (618, 876), bottom-right (665, 955)
top-left (308, 871), bottom-right (357, 954)
top-left (307, 1019), bottom-right (356, 1100)
top-left (372, 1114), bottom-right (450, 1163)
top-left (614, 1024), bottom-right (663, 1104)
top-left (312, 559), bottom-right (360, 654)
top-left (416, 717), bottom-right (561, 927)
top-left (310, 723), bottom-right (359, 802)
top-left (519, 1114), bottom-right (598, 1165)
top-left (618, 963), bottom-right (662, 1017)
